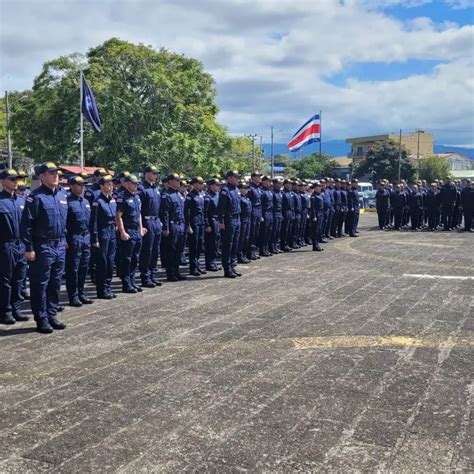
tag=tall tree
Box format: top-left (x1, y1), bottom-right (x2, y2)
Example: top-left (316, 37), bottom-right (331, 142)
top-left (9, 38), bottom-right (229, 175)
top-left (288, 152), bottom-right (338, 179)
top-left (355, 140), bottom-right (414, 183)
top-left (418, 154), bottom-right (450, 183)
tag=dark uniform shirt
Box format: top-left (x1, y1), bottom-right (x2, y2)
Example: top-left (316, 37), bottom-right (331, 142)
top-left (184, 189), bottom-right (205, 227)
top-left (84, 183), bottom-right (101, 204)
top-left (376, 189), bottom-right (391, 208)
top-left (282, 188), bottom-right (295, 217)
top-left (160, 189), bottom-right (185, 232)
top-left (439, 184), bottom-right (457, 205)
top-left (310, 192), bottom-right (324, 218)
top-left (90, 193), bottom-right (117, 244)
top-left (240, 194), bottom-right (252, 220)
top-left (260, 188), bottom-right (273, 213)
top-left (248, 182), bottom-right (262, 213)
top-left (116, 190), bottom-right (142, 230)
top-left (66, 193), bottom-right (91, 236)
top-left (0, 190), bottom-right (24, 242)
top-left (272, 190), bottom-right (283, 218)
top-left (20, 184), bottom-right (68, 252)
top-left (217, 184), bottom-right (241, 222)
top-left (204, 191), bottom-right (219, 227)
top-left (138, 181), bottom-right (161, 218)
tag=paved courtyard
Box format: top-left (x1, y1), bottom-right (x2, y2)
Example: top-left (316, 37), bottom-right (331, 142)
top-left (1, 213), bottom-right (473, 472)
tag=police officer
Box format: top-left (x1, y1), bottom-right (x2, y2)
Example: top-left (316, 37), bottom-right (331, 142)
top-left (258, 176), bottom-right (274, 257)
top-left (65, 176), bottom-right (93, 307)
top-left (116, 174), bottom-right (145, 293)
top-left (280, 179), bottom-right (295, 252)
top-left (20, 162), bottom-right (67, 334)
top-left (138, 165), bottom-right (162, 288)
top-left (217, 171), bottom-right (242, 278)
top-left (203, 178), bottom-right (221, 271)
top-left (391, 184), bottom-right (407, 231)
top-left (237, 180), bottom-right (252, 263)
top-left (270, 178), bottom-right (283, 254)
top-left (425, 183), bottom-right (440, 231)
top-left (376, 181), bottom-right (390, 230)
top-left (90, 175), bottom-right (117, 299)
top-left (461, 179), bottom-right (473, 232)
top-left (247, 172), bottom-right (262, 260)
top-left (323, 179), bottom-right (335, 240)
top-left (439, 177), bottom-right (457, 231)
top-left (331, 179), bottom-right (343, 238)
top-left (160, 173), bottom-right (187, 282)
top-left (0, 169), bottom-right (29, 325)
top-left (291, 180), bottom-right (303, 248)
top-left (408, 184), bottom-right (423, 230)
top-left (310, 182), bottom-right (324, 251)
top-left (185, 176), bottom-right (206, 276)
top-left (346, 179), bottom-right (360, 237)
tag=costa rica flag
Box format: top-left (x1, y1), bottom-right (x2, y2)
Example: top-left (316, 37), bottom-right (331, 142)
top-left (287, 114), bottom-right (320, 152)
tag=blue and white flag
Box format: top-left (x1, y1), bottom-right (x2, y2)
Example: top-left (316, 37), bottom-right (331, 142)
top-left (81, 74), bottom-right (102, 133)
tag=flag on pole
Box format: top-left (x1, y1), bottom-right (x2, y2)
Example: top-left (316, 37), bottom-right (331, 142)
top-left (81, 74), bottom-right (102, 133)
top-left (287, 114), bottom-right (320, 152)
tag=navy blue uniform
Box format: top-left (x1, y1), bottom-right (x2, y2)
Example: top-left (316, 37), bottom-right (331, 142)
top-left (301, 192), bottom-right (311, 244)
top-left (310, 192), bottom-right (324, 250)
top-left (270, 189), bottom-right (283, 253)
top-left (281, 188), bottom-right (295, 250)
top-left (323, 188), bottom-right (334, 239)
top-left (290, 191), bottom-right (302, 248)
top-left (0, 190), bottom-right (27, 320)
top-left (20, 185), bottom-right (67, 321)
top-left (424, 189), bottom-right (440, 230)
top-left (247, 183), bottom-right (262, 259)
top-left (461, 186), bottom-right (474, 231)
top-left (346, 188), bottom-right (360, 236)
top-left (185, 189), bottom-right (205, 274)
top-left (376, 188), bottom-right (391, 229)
top-left (116, 190), bottom-right (143, 290)
top-left (391, 191), bottom-right (407, 230)
top-left (65, 193), bottom-right (91, 302)
top-left (138, 181), bottom-right (162, 284)
top-left (409, 192), bottom-right (423, 230)
top-left (439, 184), bottom-right (457, 230)
top-left (258, 187), bottom-right (273, 255)
top-left (90, 193), bottom-right (116, 297)
top-left (217, 184), bottom-right (241, 275)
top-left (204, 190), bottom-right (220, 270)
top-left (238, 193), bottom-right (252, 262)
top-left (160, 189), bottom-right (186, 280)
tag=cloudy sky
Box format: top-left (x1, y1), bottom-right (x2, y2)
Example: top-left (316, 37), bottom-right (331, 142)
top-left (1, 0), bottom-right (473, 146)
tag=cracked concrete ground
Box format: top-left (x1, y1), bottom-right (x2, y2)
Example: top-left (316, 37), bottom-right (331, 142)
top-left (1, 213), bottom-right (473, 472)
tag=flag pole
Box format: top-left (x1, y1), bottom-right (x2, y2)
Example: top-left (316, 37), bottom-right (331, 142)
top-left (80, 70), bottom-right (84, 171)
top-left (319, 109), bottom-right (322, 160)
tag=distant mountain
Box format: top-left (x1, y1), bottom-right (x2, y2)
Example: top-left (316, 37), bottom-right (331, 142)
top-left (263, 141), bottom-right (474, 160)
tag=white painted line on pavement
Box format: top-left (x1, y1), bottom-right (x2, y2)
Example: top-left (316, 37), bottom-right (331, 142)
top-left (403, 274), bottom-right (474, 280)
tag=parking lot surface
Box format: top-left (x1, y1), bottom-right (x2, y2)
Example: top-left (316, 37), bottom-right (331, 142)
top-left (1, 213), bottom-right (473, 472)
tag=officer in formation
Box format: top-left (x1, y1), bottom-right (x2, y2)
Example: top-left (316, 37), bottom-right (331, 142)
top-left (375, 177), bottom-right (473, 232)
top-left (13, 163), bottom-right (471, 334)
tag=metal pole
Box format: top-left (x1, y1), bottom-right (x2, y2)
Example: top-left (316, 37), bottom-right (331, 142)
top-left (5, 91), bottom-right (12, 169)
top-left (270, 125), bottom-right (274, 178)
top-left (80, 70), bottom-right (84, 170)
top-left (416, 128), bottom-right (422, 180)
top-left (397, 128), bottom-right (402, 183)
top-left (252, 135), bottom-right (256, 172)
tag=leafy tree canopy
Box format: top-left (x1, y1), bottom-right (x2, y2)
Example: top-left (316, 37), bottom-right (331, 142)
top-left (418, 154), bottom-right (451, 184)
top-left (288, 152), bottom-right (338, 179)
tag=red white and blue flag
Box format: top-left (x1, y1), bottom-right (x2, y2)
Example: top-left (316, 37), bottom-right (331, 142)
top-left (287, 114), bottom-right (320, 152)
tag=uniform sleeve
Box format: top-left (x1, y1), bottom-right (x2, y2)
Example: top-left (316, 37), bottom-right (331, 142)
top-left (90, 200), bottom-right (99, 244)
top-left (160, 194), bottom-right (170, 232)
top-left (20, 195), bottom-right (39, 252)
top-left (217, 189), bottom-right (229, 224)
top-left (116, 196), bottom-right (126, 214)
top-left (184, 195), bottom-right (192, 227)
top-left (203, 196), bottom-right (211, 227)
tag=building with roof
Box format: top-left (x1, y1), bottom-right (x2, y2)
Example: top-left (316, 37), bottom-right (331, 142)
top-left (436, 152), bottom-right (473, 171)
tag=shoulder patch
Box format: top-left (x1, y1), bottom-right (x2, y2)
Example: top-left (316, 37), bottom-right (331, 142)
top-left (116, 198), bottom-right (123, 203)
top-left (27, 197), bottom-right (34, 202)
top-left (92, 202), bottom-right (99, 207)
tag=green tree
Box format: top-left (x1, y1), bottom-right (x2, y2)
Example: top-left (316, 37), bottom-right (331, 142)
top-left (355, 140), bottom-right (414, 183)
top-left (418, 154), bottom-right (450, 183)
top-left (273, 153), bottom-right (290, 168)
top-left (288, 152), bottom-right (338, 179)
top-left (9, 38), bottom-right (229, 175)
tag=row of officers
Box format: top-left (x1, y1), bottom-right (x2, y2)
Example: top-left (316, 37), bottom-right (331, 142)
top-left (0, 163), bottom-right (360, 334)
top-left (374, 178), bottom-right (474, 232)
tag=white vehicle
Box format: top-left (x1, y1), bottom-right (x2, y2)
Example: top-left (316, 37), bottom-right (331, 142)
top-left (357, 182), bottom-right (374, 208)
top-left (358, 182), bottom-right (373, 194)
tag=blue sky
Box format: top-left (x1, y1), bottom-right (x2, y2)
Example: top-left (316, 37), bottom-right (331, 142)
top-left (1, 0), bottom-right (473, 146)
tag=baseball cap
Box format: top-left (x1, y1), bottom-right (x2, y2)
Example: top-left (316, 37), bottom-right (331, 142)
top-left (123, 174), bottom-right (139, 184)
top-left (166, 173), bottom-right (181, 181)
top-left (99, 174), bottom-right (114, 185)
top-left (0, 168), bottom-right (18, 179)
top-left (144, 164), bottom-right (159, 173)
top-left (37, 162), bottom-right (58, 174)
top-left (68, 175), bottom-right (85, 185)
top-left (225, 170), bottom-right (240, 178)
top-left (190, 176), bottom-right (204, 184)
top-left (93, 168), bottom-right (108, 177)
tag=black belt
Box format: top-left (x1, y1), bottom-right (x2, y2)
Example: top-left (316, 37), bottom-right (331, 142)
top-left (35, 237), bottom-right (64, 245)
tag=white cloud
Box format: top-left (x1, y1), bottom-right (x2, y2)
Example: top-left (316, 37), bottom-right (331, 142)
top-left (1, 0), bottom-right (473, 146)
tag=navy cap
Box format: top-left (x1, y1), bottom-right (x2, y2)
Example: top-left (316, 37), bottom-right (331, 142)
top-left (272, 178), bottom-right (282, 184)
top-left (166, 173), bottom-right (181, 181)
top-left (99, 174), bottom-right (114, 185)
top-left (238, 180), bottom-right (249, 188)
top-left (17, 170), bottom-right (28, 178)
top-left (93, 167), bottom-right (108, 177)
top-left (123, 174), bottom-right (139, 184)
top-left (251, 172), bottom-right (262, 178)
top-left (0, 168), bottom-right (18, 179)
top-left (261, 175), bottom-right (271, 182)
top-left (144, 164), bottom-right (159, 174)
top-left (38, 162), bottom-right (58, 174)
top-left (118, 171), bottom-right (130, 179)
top-left (17, 180), bottom-right (28, 190)
top-left (68, 175), bottom-right (85, 185)
top-left (190, 176), bottom-right (204, 185)
top-left (283, 178), bottom-right (292, 185)
top-left (225, 170), bottom-right (240, 178)
top-left (207, 178), bottom-right (220, 186)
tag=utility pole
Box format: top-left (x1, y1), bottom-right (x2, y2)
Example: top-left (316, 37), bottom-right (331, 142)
top-left (270, 126), bottom-right (274, 178)
top-left (245, 133), bottom-right (257, 172)
top-left (5, 91), bottom-right (13, 169)
top-left (416, 128), bottom-right (424, 180)
top-left (397, 129), bottom-right (402, 183)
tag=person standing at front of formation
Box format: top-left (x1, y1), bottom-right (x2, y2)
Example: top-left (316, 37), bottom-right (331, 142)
top-left (116, 174), bottom-right (145, 293)
top-left (247, 172), bottom-right (263, 260)
top-left (20, 163), bottom-right (67, 334)
top-left (346, 179), bottom-right (360, 237)
top-left (310, 182), bottom-right (324, 252)
top-left (203, 178), bottom-right (221, 271)
top-left (375, 181), bottom-right (390, 230)
top-left (237, 181), bottom-right (252, 264)
top-left (280, 179), bottom-right (295, 252)
top-left (258, 176), bottom-right (274, 257)
top-left (217, 171), bottom-right (242, 278)
top-left (138, 165), bottom-right (162, 288)
top-left (0, 169), bottom-right (29, 325)
top-left (90, 175), bottom-right (117, 299)
top-left (65, 176), bottom-right (93, 307)
top-left (270, 178), bottom-right (283, 253)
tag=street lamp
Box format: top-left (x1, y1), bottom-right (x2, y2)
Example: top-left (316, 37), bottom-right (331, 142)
top-left (416, 128), bottom-right (425, 180)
